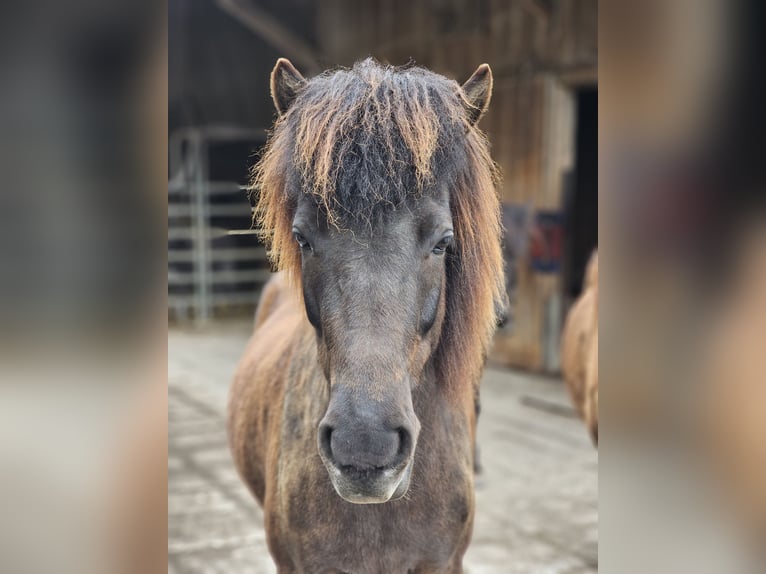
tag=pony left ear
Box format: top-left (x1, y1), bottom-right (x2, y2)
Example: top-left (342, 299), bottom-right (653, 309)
top-left (270, 58), bottom-right (307, 116)
top-left (460, 63), bottom-right (493, 126)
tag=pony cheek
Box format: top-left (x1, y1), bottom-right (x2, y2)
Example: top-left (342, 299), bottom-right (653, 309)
top-left (418, 284), bottom-right (442, 336)
top-left (409, 340), bottom-right (434, 383)
top-left (301, 281), bottom-right (322, 334)
top-left (316, 344), bottom-right (332, 385)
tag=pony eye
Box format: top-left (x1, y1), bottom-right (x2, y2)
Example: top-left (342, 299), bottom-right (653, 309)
top-left (432, 233), bottom-right (453, 255)
top-left (293, 229), bottom-right (312, 251)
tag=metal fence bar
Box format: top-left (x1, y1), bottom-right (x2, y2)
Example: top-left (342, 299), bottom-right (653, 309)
top-left (168, 128), bottom-right (270, 323)
top-left (192, 139), bottom-right (212, 324)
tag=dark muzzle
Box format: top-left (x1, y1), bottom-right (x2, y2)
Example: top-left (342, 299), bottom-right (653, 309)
top-left (317, 384), bottom-right (419, 503)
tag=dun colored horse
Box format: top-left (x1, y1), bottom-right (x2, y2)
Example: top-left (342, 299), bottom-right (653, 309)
top-left (561, 250), bottom-right (599, 445)
top-left (229, 58), bottom-right (504, 573)
top-left (704, 225), bottom-right (766, 542)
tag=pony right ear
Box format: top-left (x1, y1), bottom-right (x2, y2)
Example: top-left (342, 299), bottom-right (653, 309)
top-left (460, 63), bottom-right (493, 126)
top-left (270, 58), bottom-right (307, 116)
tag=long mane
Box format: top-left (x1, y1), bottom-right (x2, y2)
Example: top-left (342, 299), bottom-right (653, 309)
top-left (252, 58), bottom-right (504, 391)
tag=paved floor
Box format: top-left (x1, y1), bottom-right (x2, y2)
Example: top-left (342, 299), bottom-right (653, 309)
top-left (169, 321), bottom-right (598, 573)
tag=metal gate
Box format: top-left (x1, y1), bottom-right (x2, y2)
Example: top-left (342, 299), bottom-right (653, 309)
top-left (168, 127), bottom-right (271, 323)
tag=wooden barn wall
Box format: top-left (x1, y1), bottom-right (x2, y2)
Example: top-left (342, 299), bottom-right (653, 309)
top-left (316, 0), bottom-right (597, 371)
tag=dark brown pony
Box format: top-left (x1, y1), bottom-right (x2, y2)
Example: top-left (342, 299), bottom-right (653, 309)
top-left (229, 58), bottom-right (504, 573)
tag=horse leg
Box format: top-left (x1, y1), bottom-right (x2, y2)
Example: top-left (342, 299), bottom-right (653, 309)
top-left (472, 386), bottom-right (483, 474)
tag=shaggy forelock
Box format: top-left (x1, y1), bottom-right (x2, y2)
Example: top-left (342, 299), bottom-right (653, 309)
top-left (253, 58), bottom-right (505, 392)
top-left (293, 60), bottom-right (470, 223)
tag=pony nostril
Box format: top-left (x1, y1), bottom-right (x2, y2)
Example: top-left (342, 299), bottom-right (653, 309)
top-left (395, 427), bottom-right (413, 462)
top-left (318, 424), bottom-right (334, 460)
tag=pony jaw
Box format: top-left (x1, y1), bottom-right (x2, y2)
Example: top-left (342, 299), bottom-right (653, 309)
top-left (321, 453), bottom-right (414, 504)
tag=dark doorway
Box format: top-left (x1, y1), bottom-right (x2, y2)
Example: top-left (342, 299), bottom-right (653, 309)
top-left (563, 87), bottom-right (598, 304)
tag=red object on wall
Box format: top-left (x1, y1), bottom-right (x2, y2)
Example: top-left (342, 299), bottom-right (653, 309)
top-left (529, 211), bottom-right (564, 273)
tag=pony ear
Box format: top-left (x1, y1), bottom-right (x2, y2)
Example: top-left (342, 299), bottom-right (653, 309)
top-left (270, 58), bottom-right (307, 116)
top-left (460, 63), bottom-right (493, 126)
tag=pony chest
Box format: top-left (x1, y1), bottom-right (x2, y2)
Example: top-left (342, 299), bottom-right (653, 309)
top-left (276, 454), bottom-right (474, 572)
top-left (283, 499), bottom-right (473, 574)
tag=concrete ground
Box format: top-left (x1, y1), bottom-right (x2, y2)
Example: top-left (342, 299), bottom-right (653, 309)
top-left (169, 321), bottom-right (598, 573)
